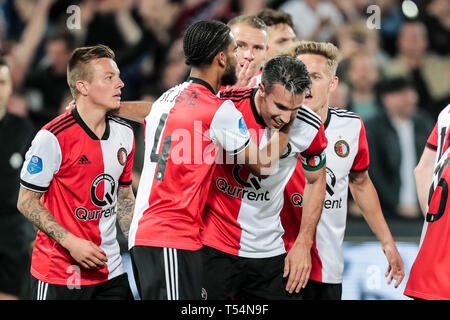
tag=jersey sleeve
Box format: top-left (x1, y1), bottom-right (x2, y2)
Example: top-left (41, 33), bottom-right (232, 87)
top-left (290, 105), bottom-right (328, 171)
top-left (426, 122), bottom-right (438, 152)
top-left (119, 134), bottom-right (135, 187)
top-left (299, 123), bottom-right (328, 171)
top-left (350, 117), bottom-right (370, 173)
top-left (20, 130), bottom-right (62, 192)
top-left (290, 105), bottom-right (325, 153)
top-left (210, 99), bottom-right (251, 155)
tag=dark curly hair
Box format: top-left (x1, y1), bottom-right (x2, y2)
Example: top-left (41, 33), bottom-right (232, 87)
top-left (183, 20), bottom-right (232, 67)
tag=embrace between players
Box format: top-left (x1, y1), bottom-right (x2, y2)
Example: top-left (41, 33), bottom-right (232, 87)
top-left (18, 12), bottom-right (409, 300)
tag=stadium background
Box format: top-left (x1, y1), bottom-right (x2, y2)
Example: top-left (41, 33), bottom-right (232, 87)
top-left (1, 0), bottom-right (449, 300)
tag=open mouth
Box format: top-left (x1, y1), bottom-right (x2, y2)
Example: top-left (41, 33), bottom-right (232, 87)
top-left (305, 93), bottom-right (313, 101)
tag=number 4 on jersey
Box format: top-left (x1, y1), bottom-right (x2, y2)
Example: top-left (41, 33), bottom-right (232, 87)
top-left (150, 113), bottom-right (172, 181)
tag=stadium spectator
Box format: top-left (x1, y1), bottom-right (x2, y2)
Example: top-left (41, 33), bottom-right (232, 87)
top-left (365, 77), bottom-right (435, 219)
top-left (0, 57), bottom-right (35, 300)
top-left (418, 0), bottom-right (450, 56)
top-left (278, 0), bottom-right (343, 42)
top-left (347, 51), bottom-right (381, 121)
top-left (382, 20), bottom-right (450, 119)
top-left (24, 30), bottom-right (76, 130)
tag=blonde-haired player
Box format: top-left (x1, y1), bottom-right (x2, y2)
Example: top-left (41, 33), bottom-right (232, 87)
top-left (280, 40), bottom-right (405, 299)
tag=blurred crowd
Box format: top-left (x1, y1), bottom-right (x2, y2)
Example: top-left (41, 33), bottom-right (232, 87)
top-left (1, 0), bottom-right (449, 221)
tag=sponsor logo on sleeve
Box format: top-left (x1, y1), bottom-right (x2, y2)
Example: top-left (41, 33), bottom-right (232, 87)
top-left (27, 155), bottom-right (43, 174)
top-left (238, 117), bottom-right (248, 135)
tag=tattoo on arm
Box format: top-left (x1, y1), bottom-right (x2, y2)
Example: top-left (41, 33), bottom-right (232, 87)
top-left (117, 186), bottom-right (136, 238)
top-left (17, 187), bottom-right (69, 246)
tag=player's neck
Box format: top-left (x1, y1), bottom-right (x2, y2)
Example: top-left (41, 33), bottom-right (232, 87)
top-left (75, 99), bottom-right (108, 139)
top-left (189, 68), bottom-right (221, 94)
top-left (318, 104), bottom-right (329, 123)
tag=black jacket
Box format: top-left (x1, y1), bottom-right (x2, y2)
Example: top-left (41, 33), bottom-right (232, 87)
top-left (365, 109), bottom-right (435, 218)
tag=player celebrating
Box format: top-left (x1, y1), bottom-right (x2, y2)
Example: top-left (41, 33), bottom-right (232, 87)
top-left (201, 55), bottom-right (327, 300)
top-left (281, 40), bottom-right (405, 299)
top-left (127, 20), bottom-right (294, 300)
top-left (405, 103), bottom-right (450, 300)
top-left (17, 45), bottom-right (136, 300)
top-left (228, 15), bottom-right (269, 87)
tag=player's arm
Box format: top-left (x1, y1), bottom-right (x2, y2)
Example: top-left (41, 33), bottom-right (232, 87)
top-left (17, 187), bottom-right (107, 269)
top-left (112, 101), bottom-right (153, 124)
top-left (284, 163), bottom-right (326, 294)
top-left (212, 99), bottom-right (293, 178)
top-left (414, 145), bottom-right (436, 217)
top-left (116, 185), bottom-right (135, 238)
top-left (236, 120), bottom-right (293, 178)
top-left (348, 171), bottom-right (405, 288)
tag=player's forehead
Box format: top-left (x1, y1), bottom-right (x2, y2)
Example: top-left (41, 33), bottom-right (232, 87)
top-left (268, 24), bottom-right (295, 37)
top-left (269, 83), bottom-right (303, 106)
top-left (297, 53), bottom-right (328, 74)
top-left (90, 58), bottom-right (120, 75)
top-left (231, 23), bottom-right (268, 44)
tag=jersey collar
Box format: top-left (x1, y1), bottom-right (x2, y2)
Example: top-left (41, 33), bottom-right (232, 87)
top-left (187, 77), bottom-right (216, 95)
top-left (324, 107), bottom-right (332, 129)
top-left (72, 108), bottom-right (110, 140)
top-left (250, 88), bottom-right (266, 127)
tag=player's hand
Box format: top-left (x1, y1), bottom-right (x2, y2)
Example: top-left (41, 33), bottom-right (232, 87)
top-left (231, 60), bottom-right (256, 89)
top-left (64, 235), bottom-right (108, 270)
top-left (283, 242), bottom-right (312, 294)
top-left (382, 243), bottom-right (405, 288)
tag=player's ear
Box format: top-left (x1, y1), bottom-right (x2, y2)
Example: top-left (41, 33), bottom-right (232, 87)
top-left (258, 82), bottom-right (266, 97)
top-left (329, 76), bottom-right (339, 93)
top-left (217, 51), bottom-right (226, 68)
top-left (75, 80), bottom-right (89, 96)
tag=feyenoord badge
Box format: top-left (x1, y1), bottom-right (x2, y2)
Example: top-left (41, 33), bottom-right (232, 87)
top-left (334, 140), bottom-right (349, 158)
top-left (117, 147), bottom-right (127, 166)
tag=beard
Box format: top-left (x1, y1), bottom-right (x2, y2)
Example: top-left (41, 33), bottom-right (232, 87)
top-left (221, 62), bottom-right (238, 86)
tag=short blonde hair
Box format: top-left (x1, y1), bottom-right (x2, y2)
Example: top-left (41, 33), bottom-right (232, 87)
top-left (281, 40), bottom-right (340, 76)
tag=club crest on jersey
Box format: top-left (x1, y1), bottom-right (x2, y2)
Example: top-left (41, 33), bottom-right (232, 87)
top-left (238, 117), bottom-right (248, 135)
top-left (27, 155), bottom-right (43, 174)
top-left (117, 147), bottom-right (127, 166)
top-left (334, 140), bottom-right (349, 158)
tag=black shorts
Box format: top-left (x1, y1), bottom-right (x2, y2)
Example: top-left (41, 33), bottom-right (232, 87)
top-left (301, 279), bottom-right (342, 300)
top-left (130, 246), bottom-right (203, 300)
top-left (202, 245), bottom-right (301, 300)
top-left (29, 273), bottom-right (133, 300)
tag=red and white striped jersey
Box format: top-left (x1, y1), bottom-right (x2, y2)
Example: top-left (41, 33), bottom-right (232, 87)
top-left (201, 87), bottom-right (327, 258)
top-left (405, 103), bottom-right (450, 300)
top-left (128, 78), bottom-right (251, 251)
top-left (281, 107), bottom-right (369, 283)
top-left (20, 108), bottom-right (135, 286)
